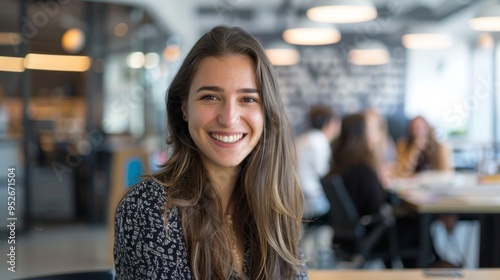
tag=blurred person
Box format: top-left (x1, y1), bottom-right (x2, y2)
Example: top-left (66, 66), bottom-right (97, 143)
top-left (396, 116), bottom-right (458, 253)
top-left (296, 105), bottom-right (339, 222)
top-left (364, 108), bottom-right (397, 187)
top-left (326, 113), bottom-right (425, 268)
top-left (329, 113), bottom-right (387, 217)
top-left (395, 116), bottom-right (452, 177)
top-left (0, 87), bottom-right (9, 137)
top-left (114, 26), bottom-right (307, 279)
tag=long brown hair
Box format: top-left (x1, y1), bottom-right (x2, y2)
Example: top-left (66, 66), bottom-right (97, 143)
top-left (406, 116), bottom-right (440, 168)
top-left (153, 26), bottom-right (304, 279)
top-left (330, 113), bottom-right (377, 175)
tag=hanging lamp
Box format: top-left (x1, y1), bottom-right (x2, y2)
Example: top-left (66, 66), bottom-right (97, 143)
top-left (348, 40), bottom-right (390, 65)
top-left (307, 0), bottom-right (377, 23)
top-left (264, 41), bottom-right (301, 66)
top-left (283, 19), bottom-right (341, 45)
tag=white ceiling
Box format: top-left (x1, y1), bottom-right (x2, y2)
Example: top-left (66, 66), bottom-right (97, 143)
top-left (0, 0), bottom-right (491, 51)
top-left (102, 0), bottom-right (485, 48)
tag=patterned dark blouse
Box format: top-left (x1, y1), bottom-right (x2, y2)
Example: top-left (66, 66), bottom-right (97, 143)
top-left (114, 179), bottom-right (308, 279)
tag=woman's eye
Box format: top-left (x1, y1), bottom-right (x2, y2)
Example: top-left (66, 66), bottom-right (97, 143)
top-left (201, 95), bottom-right (218, 101)
top-left (242, 97), bottom-right (258, 103)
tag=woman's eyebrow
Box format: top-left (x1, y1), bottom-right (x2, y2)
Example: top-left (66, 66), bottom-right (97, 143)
top-left (196, 85), bottom-right (223, 93)
top-left (196, 86), bottom-right (259, 94)
top-left (239, 88), bottom-right (259, 94)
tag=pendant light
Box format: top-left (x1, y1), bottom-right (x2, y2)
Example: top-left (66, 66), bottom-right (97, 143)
top-left (307, 0), bottom-right (377, 23)
top-left (264, 41), bottom-right (300, 66)
top-left (348, 40), bottom-right (390, 65)
top-left (470, 1), bottom-right (500, 32)
top-left (283, 19), bottom-right (341, 45)
top-left (401, 24), bottom-right (453, 50)
top-left (402, 33), bottom-right (453, 50)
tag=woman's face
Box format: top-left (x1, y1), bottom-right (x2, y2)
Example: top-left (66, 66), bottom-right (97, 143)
top-left (182, 55), bottom-right (264, 171)
top-left (411, 117), bottom-right (429, 139)
top-left (365, 114), bottom-right (381, 150)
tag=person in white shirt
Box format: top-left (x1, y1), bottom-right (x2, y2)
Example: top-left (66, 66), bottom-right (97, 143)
top-left (296, 105), bottom-right (339, 222)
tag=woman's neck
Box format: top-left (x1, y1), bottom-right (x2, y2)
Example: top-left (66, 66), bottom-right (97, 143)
top-left (206, 164), bottom-right (241, 213)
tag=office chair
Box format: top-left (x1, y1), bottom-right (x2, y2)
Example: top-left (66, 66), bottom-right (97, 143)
top-left (15, 270), bottom-right (114, 280)
top-left (321, 175), bottom-right (403, 269)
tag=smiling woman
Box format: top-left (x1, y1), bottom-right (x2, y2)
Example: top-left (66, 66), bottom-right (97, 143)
top-left (114, 26), bottom-right (307, 280)
top-left (183, 55), bottom-right (264, 170)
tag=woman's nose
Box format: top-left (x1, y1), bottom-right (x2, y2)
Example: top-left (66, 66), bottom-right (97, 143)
top-left (217, 101), bottom-right (240, 127)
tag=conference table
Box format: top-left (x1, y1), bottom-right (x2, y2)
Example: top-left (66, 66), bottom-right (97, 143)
top-left (389, 171), bottom-right (500, 268)
top-left (309, 269), bottom-right (500, 280)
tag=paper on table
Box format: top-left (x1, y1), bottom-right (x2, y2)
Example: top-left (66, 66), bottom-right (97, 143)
top-left (401, 189), bottom-right (441, 204)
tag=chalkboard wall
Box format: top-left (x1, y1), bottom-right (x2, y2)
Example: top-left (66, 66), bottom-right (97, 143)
top-left (273, 42), bottom-right (407, 139)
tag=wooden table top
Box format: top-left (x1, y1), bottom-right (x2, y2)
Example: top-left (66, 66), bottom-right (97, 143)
top-left (309, 269), bottom-right (500, 280)
top-left (389, 171), bottom-right (500, 214)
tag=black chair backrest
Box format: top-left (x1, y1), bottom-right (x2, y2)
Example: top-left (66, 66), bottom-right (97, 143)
top-left (321, 175), bottom-right (362, 240)
top-left (15, 271), bottom-right (114, 280)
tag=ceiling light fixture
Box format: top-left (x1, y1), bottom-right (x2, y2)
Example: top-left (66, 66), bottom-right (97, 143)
top-left (264, 41), bottom-right (300, 66)
top-left (307, 0), bottom-right (377, 23)
top-left (478, 33), bottom-right (494, 49)
top-left (24, 54), bottom-right (91, 72)
top-left (348, 40), bottom-right (390, 65)
top-left (144, 52), bottom-right (160, 69)
top-left (470, 1), bottom-right (500, 32)
top-left (126, 52), bottom-right (145, 69)
top-left (283, 19), bottom-right (341, 45)
top-left (163, 35), bottom-right (182, 62)
top-left (402, 33), bottom-right (453, 50)
top-left (61, 28), bottom-right (86, 54)
top-left (114, 23), bottom-right (129, 37)
top-left (0, 56), bottom-right (25, 72)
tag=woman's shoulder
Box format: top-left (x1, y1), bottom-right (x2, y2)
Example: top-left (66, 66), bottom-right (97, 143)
top-left (121, 178), bottom-right (166, 206)
top-left (116, 179), bottom-right (169, 223)
top-left (114, 179), bottom-right (189, 279)
top-left (124, 178), bottom-right (166, 200)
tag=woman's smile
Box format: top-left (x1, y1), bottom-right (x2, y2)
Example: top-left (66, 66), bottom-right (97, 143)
top-left (209, 132), bottom-right (246, 144)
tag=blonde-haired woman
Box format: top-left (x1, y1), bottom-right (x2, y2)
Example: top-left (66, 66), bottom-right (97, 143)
top-left (114, 26), bottom-right (307, 279)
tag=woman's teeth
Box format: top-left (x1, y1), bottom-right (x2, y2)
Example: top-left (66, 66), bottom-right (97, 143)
top-left (210, 133), bottom-right (243, 143)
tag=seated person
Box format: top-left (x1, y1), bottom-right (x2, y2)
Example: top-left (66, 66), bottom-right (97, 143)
top-left (296, 105), bottom-right (339, 223)
top-left (325, 113), bottom-right (425, 268)
top-left (394, 116), bottom-right (452, 177)
top-left (395, 116), bottom-right (456, 234)
top-left (364, 108), bottom-right (397, 187)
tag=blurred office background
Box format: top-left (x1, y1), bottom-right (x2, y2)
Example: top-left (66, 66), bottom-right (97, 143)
top-left (0, 0), bottom-right (499, 279)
